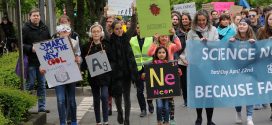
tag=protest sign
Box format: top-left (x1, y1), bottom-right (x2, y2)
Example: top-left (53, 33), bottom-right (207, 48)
top-left (85, 50), bottom-right (112, 77)
top-left (230, 5), bottom-right (243, 16)
top-left (145, 63), bottom-right (181, 99)
top-left (108, 0), bottom-right (134, 16)
top-left (187, 40), bottom-right (272, 108)
top-left (211, 2), bottom-right (234, 14)
top-left (173, 2), bottom-right (196, 19)
top-left (137, 0), bottom-right (172, 37)
top-left (202, 3), bottom-right (213, 13)
top-left (33, 37), bottom-right (82, 88)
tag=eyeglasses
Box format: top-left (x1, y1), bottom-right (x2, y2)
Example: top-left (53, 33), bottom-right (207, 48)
top-left (114, 27), bottom-right (122, 30)
top-left (248, 15), bottom-right (256, 18)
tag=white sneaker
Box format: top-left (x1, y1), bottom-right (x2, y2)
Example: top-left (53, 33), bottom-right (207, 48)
top-left (247, 119), bottom-right (254, 125)
top-left (235, 112), bottom-right (242, 124)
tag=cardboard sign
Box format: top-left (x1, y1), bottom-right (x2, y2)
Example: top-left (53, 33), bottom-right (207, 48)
top-left (202, 3), bottom-right (214, 13)
top-left (33, 37), bottom-right (82, 88)
top-left (145, 63), bottom-right (181, 99)
top-left (85, 50), bottom-right (112, 77)
top-left (108, 0), bottom-right (134, 16)
top-left (230, 5), bottom-right (243, 16)
top-left (173, 2), bottom-right (196, 19)
top-left (137, 0), bottom-right (172, 37)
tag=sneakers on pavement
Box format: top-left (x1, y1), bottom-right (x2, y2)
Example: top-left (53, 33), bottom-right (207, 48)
top-left (195, 118), bottom-right (202, 125)
top-left (270, 112), bottom-right (272, 121)
top-left (235, 112), bottom-right (242, 124)
top-left (253, 104), bottom-right (262, 110)
top-left (139, 110), bottom-right (147, 117)
top-left (170, 120), bottom-right (176, 125)
top-left (108, 109), bottom-right (112, 116)
top-left (38, 109), bottom-right (50, 113)
top-left (148, 103), bottom-right (154, 114)
top-left (207, 121), bottom-right (216, 125)
top-left (247, 119), bottom-right (254, 125)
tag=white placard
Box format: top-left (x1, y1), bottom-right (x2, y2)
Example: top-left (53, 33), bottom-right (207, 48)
top-left (85, 50), bottom-right (112, 77)
top-left (173, 2), bottom-right (196, 19)
top-left (108, 0), bottom-right (134, 16)
top-left (33, 37), bottom-right (82, 88)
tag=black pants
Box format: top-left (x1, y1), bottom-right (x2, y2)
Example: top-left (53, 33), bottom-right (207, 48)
top-left (136, 69), bottom-right (152, 111)
top-left (196, 108), bottom-right (214, 122)
top-left (114, 80), bottom-right (131, 121)
top-left (179, 65), bottom-right (187, 103)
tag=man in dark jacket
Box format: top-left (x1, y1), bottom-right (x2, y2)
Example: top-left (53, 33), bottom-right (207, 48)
top-left (0, 24), bottom-right (5, 55)
top-left (23, 8), bottom-right (51, 113)
top-left (249, 8), bottom-right (262, 35)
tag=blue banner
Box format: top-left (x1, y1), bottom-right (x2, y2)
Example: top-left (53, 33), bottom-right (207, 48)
top-left (187, 39), bottom-right (272, 108)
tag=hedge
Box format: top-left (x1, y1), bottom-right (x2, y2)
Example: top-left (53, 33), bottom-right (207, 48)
top-left (0, 86), bottom-right (36, 124)
top-left (0, 52), bottom-right (21, 88)
top-left (0, 112), bottom-right (9, 125)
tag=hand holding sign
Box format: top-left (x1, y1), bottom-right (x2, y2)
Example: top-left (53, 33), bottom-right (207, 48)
top-left (39, 67), bottom-right (46, 75)
top-left (145, 63), bottom-right (181, 99)
top-left (85, 50), bottom-right (112, 77)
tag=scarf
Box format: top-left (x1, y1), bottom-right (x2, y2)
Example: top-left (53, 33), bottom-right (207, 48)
top-left (195, 26), bottom-right (208, 33)
top-left (217, 25), bottom-right (231, 36)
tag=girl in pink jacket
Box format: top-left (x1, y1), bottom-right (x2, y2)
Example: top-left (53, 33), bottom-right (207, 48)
top-left (147, 29), bottom-right (182, 61)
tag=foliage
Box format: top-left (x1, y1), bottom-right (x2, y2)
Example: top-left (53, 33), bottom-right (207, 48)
top-left (0, 112), bottom-right (9, 125)
top-left (169, 0), bottom-right (272, 10)
top-left (2, 0), bottom-right (37, 14)
top-left (0, 86), bottom-right (36, 124)
top-left (0, 52), bottom-right (21, 89)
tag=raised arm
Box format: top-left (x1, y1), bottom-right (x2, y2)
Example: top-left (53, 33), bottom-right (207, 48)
top-left (171, 35), bottom-right (182, 53)
top-left (126, 5), bottom-right (137, 39)
top-left (147, 43), bottom-right (157, 57)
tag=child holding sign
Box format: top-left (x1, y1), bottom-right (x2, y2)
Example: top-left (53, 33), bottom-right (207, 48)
top-left (152, 46), bottom-right (174, 125)
top-left (40, 24), bottom-right (81, 125)
top-left (148, 30), bottom-right (181, 124)
top-left (81, 22), bottom-right (112, 125)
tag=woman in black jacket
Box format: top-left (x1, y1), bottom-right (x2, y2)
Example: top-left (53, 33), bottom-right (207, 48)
top-left (106, 6), bottom-right (138, 125)
top-left (81, 23), bottom-right (112, 125)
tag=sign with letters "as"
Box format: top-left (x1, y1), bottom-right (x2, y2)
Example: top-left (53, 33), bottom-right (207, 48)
top-left (145, 63), bottom-right (181, 99)
top-left (85, 50), bottom-right (112, 77)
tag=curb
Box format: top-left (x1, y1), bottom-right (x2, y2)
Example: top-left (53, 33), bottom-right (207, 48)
top-left (21, 112), bottom-right (46, 125)
top-left (31, 86), bottom-right (92, 97)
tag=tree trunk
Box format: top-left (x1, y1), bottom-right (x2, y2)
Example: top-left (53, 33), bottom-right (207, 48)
top-left (76, 0), bottom-right (85, 40)
top-left (2, 0), bottom-right (8, 17)
top-left (66, 0), bottom-right (75, 28)
top-left (86, 0), bottom-right (106, 21)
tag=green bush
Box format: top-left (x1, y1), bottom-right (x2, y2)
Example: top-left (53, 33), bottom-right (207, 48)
top-left (0, 112), bottom-right (9, 125)
top-left (0, 86), bottom-right (36, 124)
top-left (0, 52), bottom-right (21, 88)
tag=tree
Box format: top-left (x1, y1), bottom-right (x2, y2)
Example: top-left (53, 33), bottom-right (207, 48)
top-left (75, 0), bottom-right (85, 39)
top-left (65, 0), bottom-right (75, 28)
top-left (86, 0), bottom-right (106, 21)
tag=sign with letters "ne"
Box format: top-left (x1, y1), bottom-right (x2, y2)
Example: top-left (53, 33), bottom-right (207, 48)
top-left (85, 50), bottom-right (112, 77)
top-left (145, 63), bottom-right (181, 99)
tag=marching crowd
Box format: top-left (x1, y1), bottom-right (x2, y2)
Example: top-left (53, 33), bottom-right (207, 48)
top-left (20, 3), bottom-right (272, 125)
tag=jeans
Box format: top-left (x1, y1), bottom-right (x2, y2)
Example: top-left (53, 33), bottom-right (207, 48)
top-left (156, 99), bottom-right (170, 122)
top-left (235, 105), bottom-right (254, 117)
top-left (136, 69), bottom-right (152, 111)
top-left (91, 85), bottom-right (109, 123)
top-left (55, 83), bottom-right (77, 125)
top-left (25, 66), bottom-right (46, 111)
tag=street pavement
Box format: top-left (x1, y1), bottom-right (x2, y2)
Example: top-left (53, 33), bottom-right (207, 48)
top-left (31, 86), bottom-right (272, 125)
